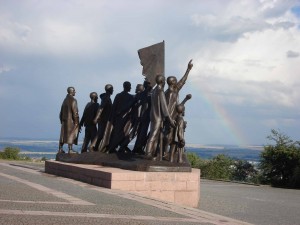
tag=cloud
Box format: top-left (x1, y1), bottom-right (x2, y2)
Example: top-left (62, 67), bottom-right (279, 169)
top-left (0, 16), bottom-right (103, 57)
top-left (0, 18), bottom-right (32, 48)
top-left (186, 0), bottom-right (300, 144)
top-left (273, 21), bottom-right (295, 29)
top-left (191, 14), bottom-right (271, 42)
top-left (190, 0), bottom-right (298, 43)
top-left (286, 50), bottom-right (300, 58)
top-left (260, 0), bottom-right (298, 18)
top-left (1, 0), bottom-right (300, 145)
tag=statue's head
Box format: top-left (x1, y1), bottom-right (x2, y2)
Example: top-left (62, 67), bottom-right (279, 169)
top-left (155, 74), bottom-right (165, 87)
top-left (176, 104), bottom-right (185, 116)
top-left (135, 84), bottom-right (144, 94)
top-left (167, 76), bottom-right (177, 86)
top-left (67, 87), bottom-right (76, 96)
top-left (105, 84), bottom-right (114, 95)
top-left (123, 81), bottom-right (131, 92)
top-left (143, 80), bottom-right (151, 89)
top-left (90, 92), bottom-right (98, 102)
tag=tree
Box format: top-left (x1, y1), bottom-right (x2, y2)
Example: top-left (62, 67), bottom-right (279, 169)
top-left (259, 129), bottom-right (300, 188)
top-left (232, 159), bottom-right (258, 182)
top-left (203, 154), bottom-right (234, 180)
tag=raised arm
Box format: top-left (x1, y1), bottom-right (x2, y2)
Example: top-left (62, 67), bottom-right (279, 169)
top-left (180, 94), bottom-right (192, 106)
top-left (177, 59), bottom-right (193, 90)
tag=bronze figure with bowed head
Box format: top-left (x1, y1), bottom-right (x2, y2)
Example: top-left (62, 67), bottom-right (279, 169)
top-left (79, 92), bottom-right (99, 153)
top-left (90, 84), bottom-right (114, 152)
top-left (108, 81), bottom-right (134, 153)
top-left (145, 75), bottom-right (175, 160)
top-left (132, 80), bottom-right (152, 154)
top-left (58, 87), bottom-right (79, 154)
top-left (118, 83), bottom-right (145, 153)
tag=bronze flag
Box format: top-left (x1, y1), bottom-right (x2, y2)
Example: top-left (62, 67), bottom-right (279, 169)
top-left (138, 41), bottom-right (164, 87)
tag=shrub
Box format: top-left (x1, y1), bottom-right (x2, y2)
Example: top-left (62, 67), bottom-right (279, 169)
top-left (187, 152), bottom-right (260, 183)
top-left (0, 147), bottom-right (21, 160)
top-left (187, 152), bottom-right (202, 168)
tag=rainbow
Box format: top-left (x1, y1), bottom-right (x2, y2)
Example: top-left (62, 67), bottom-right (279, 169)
top-left (190, 83), bottom-right (248, 145)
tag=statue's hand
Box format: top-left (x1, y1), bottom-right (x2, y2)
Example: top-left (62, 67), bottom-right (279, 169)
top-left (170, 119), bottom-right (176, 128)
top-left (179, 139), bottom-right (185, 148)
top-left (187, 59), bottom-right (193, 70)
top-left (184, 121), bottom-right (187, 129)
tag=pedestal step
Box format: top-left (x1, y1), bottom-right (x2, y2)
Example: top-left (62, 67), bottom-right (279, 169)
top-left (45, 160), bottom-right (200, 208)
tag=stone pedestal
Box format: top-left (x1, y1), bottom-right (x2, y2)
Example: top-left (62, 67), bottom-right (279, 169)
top-left (45, 160), bottom-right (200, 208)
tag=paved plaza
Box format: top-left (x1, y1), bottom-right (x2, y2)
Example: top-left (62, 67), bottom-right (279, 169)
top-left (200, 180), bottom-right (300, 225)
top-left (0, 161), bottom-right (250, 225)
top-left (1, 161), bottom-right (299, 225)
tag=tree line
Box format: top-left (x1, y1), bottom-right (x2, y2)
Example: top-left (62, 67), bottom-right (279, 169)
top-left (1, 129), bottom-right (299, 188)
top-left (187, 129), bottom-right (300, 188)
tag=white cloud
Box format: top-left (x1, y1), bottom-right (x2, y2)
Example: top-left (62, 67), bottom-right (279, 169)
top-left (190, 9), bottom-right (300, 108)
top-left (0, 17), bottom-right (103, 57)
top-left (0, 18), bottom-right (32, 46)
top-left (41, 20), bottom-right (101, 56)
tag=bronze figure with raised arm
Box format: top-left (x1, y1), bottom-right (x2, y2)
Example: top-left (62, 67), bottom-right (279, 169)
top-left (163, 60), bottom-right (193, 160)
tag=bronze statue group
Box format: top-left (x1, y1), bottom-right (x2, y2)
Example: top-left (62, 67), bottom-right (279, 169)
top-left (58, 60), bottom-right (193, 163)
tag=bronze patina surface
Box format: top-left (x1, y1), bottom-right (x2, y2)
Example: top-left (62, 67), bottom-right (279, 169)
top-left (56, 42), bottom-right (194, 172)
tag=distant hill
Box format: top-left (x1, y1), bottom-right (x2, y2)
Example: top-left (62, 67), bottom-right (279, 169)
top-left (187, 145), bottom-right (262, 162)
top-left (0, 139), bottom-right (263, 162)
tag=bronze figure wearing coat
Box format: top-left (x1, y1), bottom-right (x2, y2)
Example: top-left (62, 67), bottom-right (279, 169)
top-left (132, 80), bottom-right (152, 154)
top-left (145, 75), bottom-right (175, 159)
top-left (58, 87), bottom-right (79, 154)
top-left (90, 84), bottom-right (113, 152)
top-left (108, 81), bottom-right (134, 153)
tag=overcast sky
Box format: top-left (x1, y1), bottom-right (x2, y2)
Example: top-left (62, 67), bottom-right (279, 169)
top-left (1, 0), bottom-right (300, 146)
